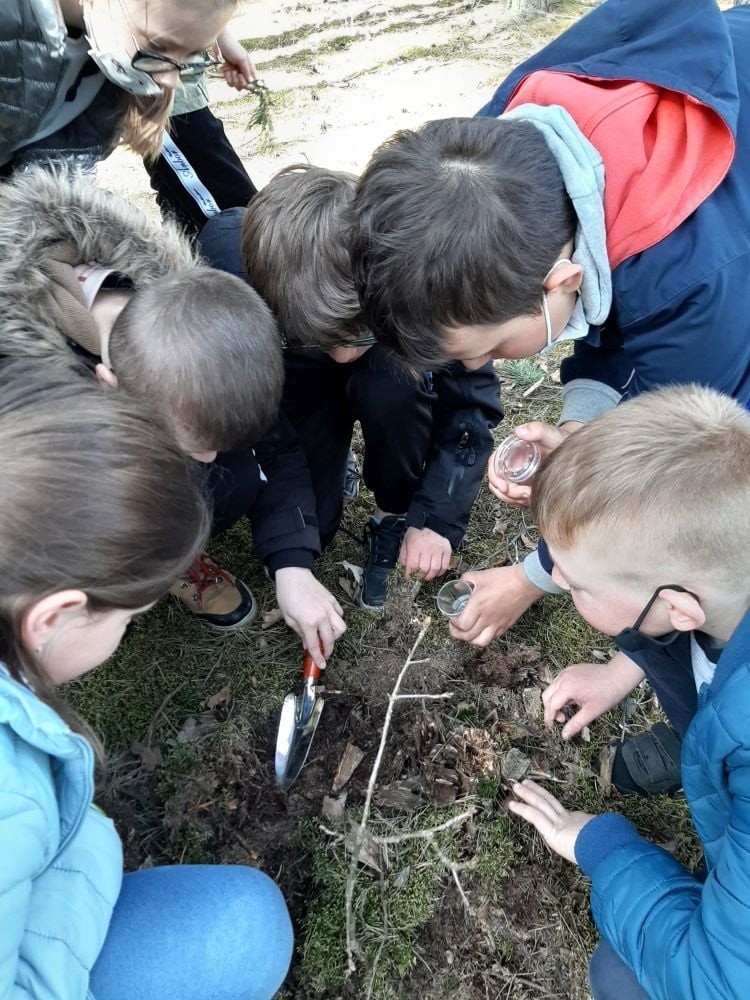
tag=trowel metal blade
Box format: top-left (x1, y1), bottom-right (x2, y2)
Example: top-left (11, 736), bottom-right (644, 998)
top-left (274, 693), bottom-right (325, 791)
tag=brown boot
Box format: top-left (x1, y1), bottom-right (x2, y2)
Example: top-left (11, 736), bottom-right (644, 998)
top-left (170, 552), bottom-right (257, 631)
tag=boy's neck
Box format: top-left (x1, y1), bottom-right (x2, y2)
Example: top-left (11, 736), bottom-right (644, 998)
top-left (701, 596), bottom-right (750, 645)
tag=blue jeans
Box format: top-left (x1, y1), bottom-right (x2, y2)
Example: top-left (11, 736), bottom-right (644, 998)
top-left (89, 865), bottom-right (293, 1000)
top-left (589, 942), bottom-right (651, 1000)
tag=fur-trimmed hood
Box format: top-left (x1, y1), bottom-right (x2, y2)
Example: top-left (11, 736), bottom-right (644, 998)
top-left (0, 166), bottom-right (198, 363)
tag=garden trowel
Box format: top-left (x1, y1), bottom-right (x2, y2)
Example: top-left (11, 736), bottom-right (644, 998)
top-left (275, 648), bottom-right (325, 791)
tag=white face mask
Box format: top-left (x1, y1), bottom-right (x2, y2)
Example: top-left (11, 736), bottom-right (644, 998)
top-left (82, 3), bottom-right (163, 97)
top-left (539, 257), bottom-right (589, 356)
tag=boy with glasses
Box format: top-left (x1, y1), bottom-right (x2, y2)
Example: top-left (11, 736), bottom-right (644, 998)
top-left (199, 164), bottom-right (502, 608)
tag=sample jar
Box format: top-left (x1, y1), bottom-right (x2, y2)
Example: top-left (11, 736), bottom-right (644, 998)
top-left (436, 579), bottom-right (475, 618)
top-left (493, 435), bottom-right (541, 483)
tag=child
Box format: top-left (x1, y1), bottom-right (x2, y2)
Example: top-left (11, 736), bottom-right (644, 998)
top-left (506, 385), bottom-right (750, 1000)
top-left (200, 164), bottom-right (503, 608)
top-left (1, 0), bottom-right (242, 171)
top-left (0, 364), bottom-right (292, 999)
top-left (0, 165), bottom-right (312, 634)
top-left (349, 0), bottom-right (750, 640)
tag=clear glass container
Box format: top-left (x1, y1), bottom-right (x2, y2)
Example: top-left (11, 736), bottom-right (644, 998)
top-left (493, 435), bottom-right (541, 483)
top-left (436, 579), bottom-right (475, 618)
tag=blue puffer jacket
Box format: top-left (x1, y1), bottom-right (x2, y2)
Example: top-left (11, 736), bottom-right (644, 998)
top-left (479, 0), bottom-right (750, 411)
top-left (574, 610), bottom-right (750, 999)
top-left (0, 666), bottom-right (123, 999)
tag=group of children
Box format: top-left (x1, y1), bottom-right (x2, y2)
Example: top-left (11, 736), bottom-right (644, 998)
top-left (1, 0), bottom-right (749, 997)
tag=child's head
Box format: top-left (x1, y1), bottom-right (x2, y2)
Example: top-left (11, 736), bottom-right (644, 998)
top-left (0, 363), bottom-right (210, 694)
top-left (533, 386), bottom-right (750, 640)
top-left (241, 164), bottom-right (375, 364)
top-left (105, 266), bottom-right (283, 457)
top-left (351, 117), bottom-right (579, 369)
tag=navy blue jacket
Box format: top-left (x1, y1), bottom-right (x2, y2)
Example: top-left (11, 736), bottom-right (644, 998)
top-left (199, 209), bottom-right (502, 556)
top-left (575, 611), bottom-right (750, 999)
top-left (479, 0), bottom-right (750, 407)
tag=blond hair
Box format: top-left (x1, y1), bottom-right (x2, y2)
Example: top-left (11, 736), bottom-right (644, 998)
top-left (533, 386), bottom-right (750, 591)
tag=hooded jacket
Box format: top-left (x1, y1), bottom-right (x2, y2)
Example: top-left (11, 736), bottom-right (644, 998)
top-left (0, 167), bottom-right (320, 572)
top-left (479, 0), bottom-right (750, 412)
top-left (574, 611), bottom-right (750, 999)
top-left (0, 666), bottom-right (123, 999)
top-left (0, 0), bottom-right (123, 170)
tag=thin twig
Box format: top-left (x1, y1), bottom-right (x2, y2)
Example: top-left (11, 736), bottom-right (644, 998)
top-left (345, 617), bottom-right (432, 974)
top-left (393, 692), bottom-right (454, 702)
top-left (372, 808), bottom-right (476, 845)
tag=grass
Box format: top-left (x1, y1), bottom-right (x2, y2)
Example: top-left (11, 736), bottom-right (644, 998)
top-left (79, 1), bottom-right (702, 995)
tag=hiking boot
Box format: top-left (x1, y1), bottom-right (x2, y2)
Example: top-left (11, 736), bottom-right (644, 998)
top-left (359, 515), bottom-right (406, 610)
top-left (170, 552), bottom-right (257, 631)
top-left (343, 449), bottom-right (361, 504)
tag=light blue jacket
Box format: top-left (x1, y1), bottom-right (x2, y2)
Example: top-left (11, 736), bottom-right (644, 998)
top-left (575, 610), bottom-right (750, 999)
top-left (0, 665), bottom-right (122, 998)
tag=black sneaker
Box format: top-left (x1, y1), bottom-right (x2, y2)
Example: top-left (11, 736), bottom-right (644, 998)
top-left (343, 449), bottom-right (361, 504)
top-left (360, 515), bottom-right (406, 610)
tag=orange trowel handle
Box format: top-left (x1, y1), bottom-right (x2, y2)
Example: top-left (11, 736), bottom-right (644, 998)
top-left (301, 641), bottom-right (326, 682)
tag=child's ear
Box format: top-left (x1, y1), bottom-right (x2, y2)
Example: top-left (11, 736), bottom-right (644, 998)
top-left (544, 260), bottom-right (583, 296)
top-left (95, 363), bottom-right (118, 389)
top-left (21, 590), bottom-right (89, 655)
top-left (661, 588), bottom-right (705, 633)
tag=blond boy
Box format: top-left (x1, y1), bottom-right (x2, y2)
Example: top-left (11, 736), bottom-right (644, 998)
top-left (507, 386), bottom-right (750, 1000)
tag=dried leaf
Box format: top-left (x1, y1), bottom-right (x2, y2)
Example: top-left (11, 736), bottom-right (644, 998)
top-left (597, 743), bottom-right (617, 797)
top-left (346, 824), bottom-right (382, 873)
top-left (175, 713), bottom-right (219, 744)
top-left (522, 687), bottom-right (542, 719)
top-left (338, 576), bottom-right (359, 601)
top-left (261, 607), bottom-right (284, 628)
top-left (206, 686), bottom-right (229, 710)
top-left (374, 777), bottom-right (423, 812)
top-left (501, 748), bottom-right (531, 783)
top-left (520, 532), bottom-right (537, 550)
top-left (332, 742), bottom-right (365, 793)
top-left (591, 649), bottom-right (608, 662)
top-left (339, 561), bottom-right (363, 585)
top-left (131, 741), bottom-right (162, 772)
top-left (322, 794), bottom-right (347, 821)
top-left (580, 725), bottom-right (592, 743)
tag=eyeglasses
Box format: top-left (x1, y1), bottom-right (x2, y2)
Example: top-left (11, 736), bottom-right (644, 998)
top-left (326, 333), bottom-right (378, 349)
top-left (131, 47), bottom-right (223, 80)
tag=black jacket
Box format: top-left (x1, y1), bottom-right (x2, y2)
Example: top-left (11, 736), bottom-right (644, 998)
top-left (198, 209), bottom-right (502, 554)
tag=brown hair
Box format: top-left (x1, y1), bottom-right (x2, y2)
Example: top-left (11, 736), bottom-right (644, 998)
top-left (0, 362), bottom-right (211, 737)
top-left (351, 117), bottom-right (576, 368)
top-left (241, 164), bottom-right (367, 349)
top-left (110, 266), bottom-right (284, 450)
top-left (532, 386), bottom-right (750, 591)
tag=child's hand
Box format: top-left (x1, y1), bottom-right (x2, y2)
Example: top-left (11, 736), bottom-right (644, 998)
top-left (508, 779), bottom-right (594, 864)
top-left (399, 526), bottom-right (451, 581)
top-left (448, 564), bottom-right (543, 645)
top-left (486, 422), bottom-right (582, 508)
top-left (275, 568), bottom-right (346, 667)
top-left (543, 654), bottom-right (646, 740)
top-left (216, 28), bottom-right (257, 91)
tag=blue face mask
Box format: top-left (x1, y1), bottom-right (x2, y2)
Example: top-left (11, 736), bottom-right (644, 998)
top-left (615, 584), bottom-right (700, 654)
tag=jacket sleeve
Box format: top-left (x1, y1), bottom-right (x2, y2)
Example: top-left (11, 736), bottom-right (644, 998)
top-left (250, 411), bottom-right (322, 574)
top-left (405, 361), bottom-right (502, 548)
top-left (558, 313), bottom-right (633, 424)
top-left (0, 791), bottom-right (54, 999)
top-left (576, 748), bottom-right (750, 999)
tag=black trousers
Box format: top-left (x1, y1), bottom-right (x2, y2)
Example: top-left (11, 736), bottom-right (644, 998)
top-left (145, 106), bottom-right (257, 236)
top-left (202, 448), bottom-right (264, 538)
top-left (282, 347), bottom-right (435, 547)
